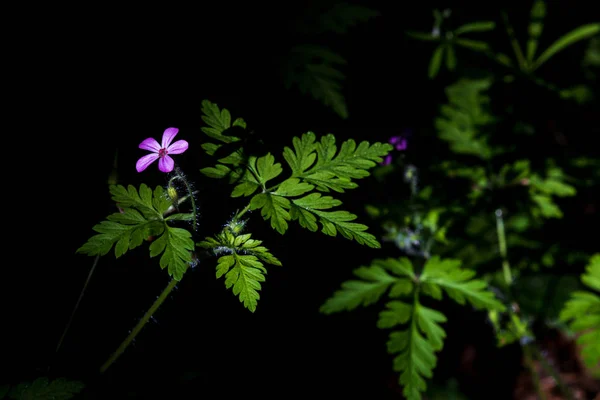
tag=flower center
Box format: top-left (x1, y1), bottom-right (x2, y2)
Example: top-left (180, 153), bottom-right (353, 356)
top-left (159, 148), bottom-right (168, 158)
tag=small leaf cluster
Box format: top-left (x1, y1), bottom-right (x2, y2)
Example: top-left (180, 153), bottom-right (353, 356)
top-left (199, 100), bottom-right (392, 248)
top-left (320, 256), bottom-right (505, 400)
top-left (77, 184), bottom-right (195, 281)
top-left (559, 254), bottom-right (600, 371)
top-left (197, 219), bottom-right (281, 312)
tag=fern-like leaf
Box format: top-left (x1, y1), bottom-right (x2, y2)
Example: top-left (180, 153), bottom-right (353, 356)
top-left (420, 256), bottom-right (506, 311)
top-left (315, 2), bottom-right (380, 34)
top-left (7, 377), bottom-right (84, 400)
top-left (435, 78), bottom-right (494, 160)
top-left (320, 258), bottom-right (416, 313)
top-left (387, 302), bottom-right (447, 400)
top-left (283, 132), bottom-right (392, 192)
top-left (284, 45), bottom-right (349, 118)
top-left (77, 184), bottom-right (195, 280)
top-left (320, 265), bottom-right (398, 313)
top-left (559, 254), bottom-right (600, 369)
top-left (198, 229), bottom-right (280, 312)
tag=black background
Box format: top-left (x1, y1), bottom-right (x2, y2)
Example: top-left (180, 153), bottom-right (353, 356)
top-left (5, 1), bottom-right (599, 398)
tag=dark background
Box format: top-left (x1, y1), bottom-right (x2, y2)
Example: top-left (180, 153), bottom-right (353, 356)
top-left (6, 1), bottom-right (599, 398)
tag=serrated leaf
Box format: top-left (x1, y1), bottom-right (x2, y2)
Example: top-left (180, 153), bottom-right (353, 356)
top-left (250, 193), bottom-right (291, 234)
top-left (378, 301), bottom-right (413, 328)
top-left (200, 100), bottom-right (233, 142)
top-left (77, 185), bottom-right (173, 258)
top-left (254, 153), bottom-right (283, 186)
top-left (215, 253), bottom-right (267, 312)
top-left (559, 254), bottom-right (600, 369)
top-left (148, 226), bottom-right (194, 281)
top-left (299, 133), bottom-right (392, 192)
top-left (231, 169), bottom-right (261, 197)
top-left (420, 256), bottom-right (506, 311)
top-left (388, 302), bottom-right (447, 400)
top-left (285, 45), bottom-right (349, 118)
top-left (274, 178), bottom-right (314, 197)
top-left (320, 265), bottom-right (398, 313)
top-left (200, 164), bottom-right (232, 179)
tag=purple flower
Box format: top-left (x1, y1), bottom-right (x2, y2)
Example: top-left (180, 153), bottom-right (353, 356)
top-left (382, 135), bottom-right (408, 165)
top-left (136, 127), bottom-right (188, 173)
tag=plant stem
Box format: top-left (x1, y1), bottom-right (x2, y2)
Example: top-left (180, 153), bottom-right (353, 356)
top-left (494, 209), bottom-right (513, 285)
top-left (530, 343), bottom-right (576, 400)
top-left (501, 11), bottom-right (528, 71)
top-left (50, 255), bottom-right (101, 372)
top-left (99, 274), bottom-right (182, 373)
top-left (523, 344), bottom-right (548, 400)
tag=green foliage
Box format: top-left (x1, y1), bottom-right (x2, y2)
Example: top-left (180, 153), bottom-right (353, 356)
top-left (321, 256), bottom-right (504, 399)
top-left (200, 101), bottom-right (390, 248)
top-left (77, 184), bottom-right (195, 281)
top-left (198, 223), bottom-right (280, 312)
top-left (284, 45), bottom-right (349, 119)
top-left (435, 78), bottom-right (494, 160)
top-left (283, 2), bottom-right (380, 118)
top-left (559, 254), bottom-right (600, 371)
top-left (311, 2), bottom-right (380, 35)
top-left (406, 10), bottom-right (495, 78)
top-left (1, 377), bottom-right (84, 400)
top-left (532, 23), bottom-right (600, 71)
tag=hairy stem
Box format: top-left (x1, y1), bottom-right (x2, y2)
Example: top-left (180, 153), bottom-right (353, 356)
top-left (99, 275), bottom-right (182, 373)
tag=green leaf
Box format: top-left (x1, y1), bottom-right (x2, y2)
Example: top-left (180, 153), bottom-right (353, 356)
top-left (405, 30), bottom-right (439, 42)
top-left (445, 44), bottom-right (456, 71)
top-left (526, 0), bottom-right (546, 62)
top-left (435, 78), bottom-right (494, 160)
top-left (420, 256), bottom-right (506, 311)
top-left (454, 38), bottom-right (490, 52)
top-left (533, 23), bottom-right (600, 70)
top-left (316, 2), bottom-right (380, 34)
top-left (254, 153), bottom-right (283, 186)
top-left (77, 185), bottom-right (172, 258)
top-left (559, 254), bottom-right (600, 369)
top-left (289, 194), bottom-right (380, 247)
top-left (378, 300), bottom-right (412, 328)
top-left (320, 265), bottom-right (398, 313)
top-left (454, 21), bottom-right (495, 35)
top-left (200, 99), bottom-right (237, 143)
top-left (304, 133), bottom-right (392, 192)
top-left (274, 178), bottom-right (314, 197)
top-left (250, 193), bottom-right (291, 234)
top-left (282, 133), bottom-right (318, 175)
top-left (284, 45), bottom-right (349, 118)
top-left (215, 253), bottom-right (267, 312)
top-left (8, 377), bottom-right (84, 400)
top-left (231, 168), bottom-right (261, 197)
top-left (388, 302), bottom-right (448, 400)
top-left (428, 45), bottom-right (444, 79)
top-left (149, 226), bottom-right (194, 281)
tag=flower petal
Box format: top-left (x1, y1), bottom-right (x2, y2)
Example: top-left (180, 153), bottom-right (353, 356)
top-left (396, 139), bottom-right (407, 151)
top-left (167, 139), bottom-right (188, 155)
top-left (136, 153), bottom-right (160, 172)
top-left (161, 127), bottom-right (179, 148)
top-left (139, 137), bottom-right (161, 152)
top-left (158, 155), bottom-right (175, 173)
